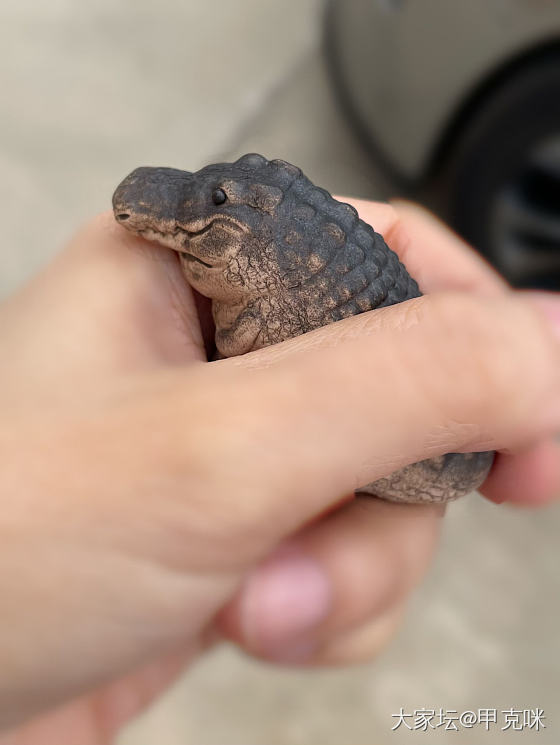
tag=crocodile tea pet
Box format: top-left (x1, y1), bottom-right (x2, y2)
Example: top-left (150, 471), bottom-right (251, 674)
top-left (113, 153), bottom-right (493, 503)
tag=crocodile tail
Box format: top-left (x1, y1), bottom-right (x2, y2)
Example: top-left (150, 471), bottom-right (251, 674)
top-left (356, 451), bottom-right (495, 504)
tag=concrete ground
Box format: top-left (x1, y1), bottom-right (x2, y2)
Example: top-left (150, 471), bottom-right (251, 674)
top-left (0, 2), bottom-right (558, 743)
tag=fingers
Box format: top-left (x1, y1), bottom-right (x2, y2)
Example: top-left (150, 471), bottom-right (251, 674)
top-left (367, 202), bottom-right (559, 506)
top-left (138, 289), bottom-right (560, 558)
top-left (91, 209), bottom-right (560, 511)
top-left (226, 290), bottom-right (560, 451)
top-left (305, 604), bottom-right (407, 666)
top-left (481, 440), bottom-right (560, 506)
top-left (219, 498), bottom-right (441, 665)
top-left (107, 192), bottom-right (551, 509)
top-left (388, 200), bottom-right (509, 294)
top-left (97, 195), bottom-right (556, 510)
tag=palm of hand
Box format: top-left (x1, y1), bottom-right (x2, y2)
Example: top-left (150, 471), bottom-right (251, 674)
top-left (0, 217), bottom-right (215, 742)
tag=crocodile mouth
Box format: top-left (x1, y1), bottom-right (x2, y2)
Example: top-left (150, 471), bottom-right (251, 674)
top-left (181, 251), bottom-right (213, 269)
top-left (135, 216), bottom-right (243, 267)
top-left (185, 217), bottom-right (240, 238)
top-left (178, 219), bottom-right (224, 268)
top-left (179, 217), bottom-right (244, 268)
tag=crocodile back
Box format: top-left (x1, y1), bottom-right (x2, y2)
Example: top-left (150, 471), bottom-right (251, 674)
top-left (258, 159), bottom-right (422, 331)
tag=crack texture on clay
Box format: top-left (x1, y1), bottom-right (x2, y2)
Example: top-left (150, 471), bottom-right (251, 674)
top-left (113, 153), bottom-right (494, 503)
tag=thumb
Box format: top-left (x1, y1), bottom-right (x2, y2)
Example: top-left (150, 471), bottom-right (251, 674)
top-left (161, 290), bottom-right (559, 556)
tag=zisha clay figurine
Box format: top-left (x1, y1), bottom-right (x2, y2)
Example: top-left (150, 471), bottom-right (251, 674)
top-left (113, 153), bottom-right (494, 503)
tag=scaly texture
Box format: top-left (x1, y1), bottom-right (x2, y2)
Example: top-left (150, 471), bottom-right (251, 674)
top-left (113, 153), bottom-right (494, 503)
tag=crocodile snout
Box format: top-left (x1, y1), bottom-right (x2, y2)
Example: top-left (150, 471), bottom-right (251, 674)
top-left (112, 166), bottom-right (194, 230)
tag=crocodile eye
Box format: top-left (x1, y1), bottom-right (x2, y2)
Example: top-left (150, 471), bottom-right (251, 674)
top-left (212, 188), bottom-right (227, 205)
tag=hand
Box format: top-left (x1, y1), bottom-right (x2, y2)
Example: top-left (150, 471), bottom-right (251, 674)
top-left (0, 201), bottom-right (558, 743)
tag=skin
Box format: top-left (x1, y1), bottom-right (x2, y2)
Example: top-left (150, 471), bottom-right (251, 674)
top-left (112, 155), bottom-right (493, 503)
top-left (0, 200), bottom-right (558, 744)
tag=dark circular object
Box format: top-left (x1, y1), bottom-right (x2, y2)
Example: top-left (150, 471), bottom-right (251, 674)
top-left (434, 51), bottom-right (560, 289)
top-left (212, 188), bottom-right (227, 205)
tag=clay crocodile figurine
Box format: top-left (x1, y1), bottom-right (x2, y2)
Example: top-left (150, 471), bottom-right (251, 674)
top-left (112, 153), bottom-right (494, 503)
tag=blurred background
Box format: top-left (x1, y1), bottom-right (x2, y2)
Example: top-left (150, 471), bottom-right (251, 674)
top-left (0, 1), bottom-right (559, 742)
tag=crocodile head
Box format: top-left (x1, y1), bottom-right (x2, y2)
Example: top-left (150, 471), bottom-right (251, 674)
top-left (113, 153), bottom-right (289, 303)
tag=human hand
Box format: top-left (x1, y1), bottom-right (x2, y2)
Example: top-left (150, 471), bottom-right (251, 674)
top-left (0, 201), bottom-right (558, 742)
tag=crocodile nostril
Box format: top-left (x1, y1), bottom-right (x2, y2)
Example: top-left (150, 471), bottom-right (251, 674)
top-left (116, 213), bottom-right (131, 221)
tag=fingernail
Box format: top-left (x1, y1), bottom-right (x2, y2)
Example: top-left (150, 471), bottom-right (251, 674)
top-left (239, 546), bottom-right (332, 662)
top-left (529, 292), bottom-right (560, 341)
